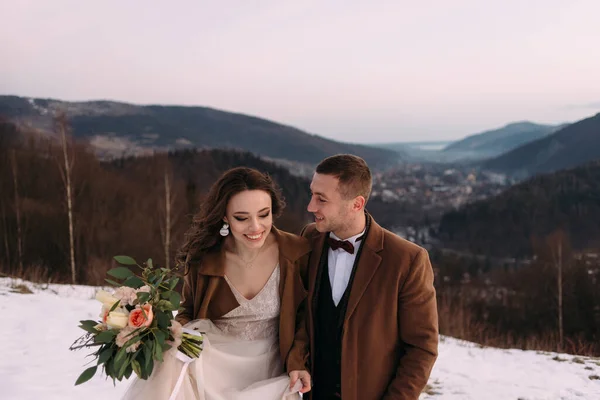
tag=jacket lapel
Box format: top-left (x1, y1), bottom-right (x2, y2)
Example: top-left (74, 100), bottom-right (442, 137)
top-left (344, 217), bottom-right (384, 322)
top-left (198, 250), bottom-right (240, 319)
top-left (307, 231), bottom-right (327, 316)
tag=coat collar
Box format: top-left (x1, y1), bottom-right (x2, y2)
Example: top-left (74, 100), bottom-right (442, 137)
top-left (307, 211), bottom-right (385, 321)
top-left (306, 211), bottom-right (384, 254)
top-left (198, 226), bottom-right (310, 276)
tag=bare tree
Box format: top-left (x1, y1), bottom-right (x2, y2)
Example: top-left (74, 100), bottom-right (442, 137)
top-left (557, 238), bottom-right (563, 352)
top-left (547, 230), bottom-right (569, 352)
top-left (1, 199), bottom-right (11, 268)
top-left (55, 112), bottom-right (77, 284)
top-left (10, 149), bottom-right (23, 271)
top-left (159, 157), bottom-right (177, 269)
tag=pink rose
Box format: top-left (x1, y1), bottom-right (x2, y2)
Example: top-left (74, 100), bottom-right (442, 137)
top-left (114, 286), bottom-right (138, 306)
top-left (115, 326), bottom-right (135, 347)
top-left (126, 340), bottom-right (141, 353)
top-left (128, 304), bottom-right (153, 328)
top-left (100, 306), bottom-right (109, 324)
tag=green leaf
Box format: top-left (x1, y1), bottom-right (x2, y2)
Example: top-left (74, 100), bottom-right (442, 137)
top-left (98, 347), bottom-right (114, 364)
top-left (146, 258), bottom-right (153, 269)
top-left (156, 312), bottom-right (170, 329)
top-left (117, 353), bottom-right (131, 380)
top-left (123, 276), bottom-right (144, 289)
top-left (137, 292), bottom-right (151, 304)
top-left (155, 299), bottom-right (173, 311)
top-left (169, 292), bottom-right (181, 310)
top-left (123, 335), bottom-right (141, 349)
top-left (107, 267), bottom-right (134, 280)
top-left (109, 299), bottom-right (121, 312)
top-left (78, 320), bottom-right (100, 334)
top-left (75, 366), bottom-right (97, 385)
top-left (104, 278), bottom-right (121, 287)
top-left (160, 290), bottom-right (172, 300)
top-left (131, 359), bottom-right (142, 379)
top-left (154, 340), bottom-right (164, 362)
top-left (154, 274), bottom-right (165, 289)
top-left (146, 355), bottom-right (154, 377)
top-left (124, 364), bottom-right (133, 379)
top-left (154, 330), bottom-right (166, 346)
top-left (114, 347), bottom-right (128, 366)
top-left (80, 319), bottom-right (99, 328)
top-left (114, 255), bottom-right (137, 265)
top-left (104, 357), bottom-right (114, 378)
top-left (143, 341), bottom-right (153, 369)
top-left (95, 330), bottom-right (116, 343)
top-left (169, 278), bottom-right (180, 290)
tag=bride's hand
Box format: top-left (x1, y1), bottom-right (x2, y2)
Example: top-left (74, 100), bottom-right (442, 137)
top-left (289, 370), bottom-right (311, 393)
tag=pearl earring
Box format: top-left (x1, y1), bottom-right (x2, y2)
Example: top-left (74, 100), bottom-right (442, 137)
top-left (219, 222), bottom-right (230, 237)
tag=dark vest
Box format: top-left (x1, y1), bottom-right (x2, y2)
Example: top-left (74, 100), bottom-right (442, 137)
top-left (312, 217), bottom-right (371, 400)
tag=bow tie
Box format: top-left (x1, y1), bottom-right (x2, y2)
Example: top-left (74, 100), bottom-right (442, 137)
top-left (328, 235), bottom-right (364, 255)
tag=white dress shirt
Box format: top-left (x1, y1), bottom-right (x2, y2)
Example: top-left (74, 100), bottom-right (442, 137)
top-left (328, 229), bottom-right (366, 306)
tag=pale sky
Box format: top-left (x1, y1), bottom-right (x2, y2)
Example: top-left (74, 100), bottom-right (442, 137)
top-left (1, 0), bottom-right (599, 142)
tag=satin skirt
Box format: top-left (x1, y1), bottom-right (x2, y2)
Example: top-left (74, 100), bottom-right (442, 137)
top-left (122, 319), bottom-right (301, 400)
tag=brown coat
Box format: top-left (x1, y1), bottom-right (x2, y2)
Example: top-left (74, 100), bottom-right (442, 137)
top-left (302, 217), bottom-right (439, 400)
top-left (176, 227), bottom-right (311, 372)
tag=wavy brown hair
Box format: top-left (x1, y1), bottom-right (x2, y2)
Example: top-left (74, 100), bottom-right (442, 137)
top-left (176, 167), bottom-right (285, 272)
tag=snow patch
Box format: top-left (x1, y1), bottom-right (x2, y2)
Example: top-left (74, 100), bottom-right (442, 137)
top-left (1, 278), bottom-right (599, 400)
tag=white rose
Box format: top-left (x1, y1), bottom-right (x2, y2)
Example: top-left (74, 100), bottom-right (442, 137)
top-left (96, 290), bottom-right (120, 308)
top-left (106, 309), bottom-right (130, 330)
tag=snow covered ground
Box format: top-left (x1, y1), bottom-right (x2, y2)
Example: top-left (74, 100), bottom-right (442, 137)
top-left (1, 278), bottom-right (599, 400)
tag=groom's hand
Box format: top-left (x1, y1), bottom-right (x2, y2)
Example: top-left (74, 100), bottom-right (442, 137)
top-left (289, 370), bottom-right (312, 393)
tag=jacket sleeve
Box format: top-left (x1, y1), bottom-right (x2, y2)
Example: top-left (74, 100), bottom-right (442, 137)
top-left (175, 267), bottom-right (197, 326)
top-left (383, 248), bottom-right (439, 400)
top-left (285, 253), bottom-right (311, 372)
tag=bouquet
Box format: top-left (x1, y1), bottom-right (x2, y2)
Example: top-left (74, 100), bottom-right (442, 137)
top-left (71, 255), bottom-right (203, 385)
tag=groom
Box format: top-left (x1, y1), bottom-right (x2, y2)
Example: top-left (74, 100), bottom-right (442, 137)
top-left (300, 154), bottom-right (438, 400)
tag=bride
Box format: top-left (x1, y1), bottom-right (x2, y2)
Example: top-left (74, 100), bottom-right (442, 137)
top-left (123, 167), bottom-right (312, 399)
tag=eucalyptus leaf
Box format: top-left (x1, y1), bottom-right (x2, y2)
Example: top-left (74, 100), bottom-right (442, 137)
top-left (123, 276), bottom-right (144, 289)
top-left (137, 292), bottom-right (151, 304)
top-left (156, 312), bottom-right (170, 329)
top-left (114, 255), bottom-right (137, 265)
top-left (169, 292), bottom-right (181, 310)
top-left (104, 278), bottom-right (122, 287)
top-left (107, 267), bottom-right (134, 280)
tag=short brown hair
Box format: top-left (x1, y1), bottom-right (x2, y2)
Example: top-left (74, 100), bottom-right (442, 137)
top-left (316, 154), bottom-right (372, 201)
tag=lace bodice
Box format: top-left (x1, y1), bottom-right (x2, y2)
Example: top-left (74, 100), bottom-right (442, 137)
top-left (215, 265), bottom-right (281, 341)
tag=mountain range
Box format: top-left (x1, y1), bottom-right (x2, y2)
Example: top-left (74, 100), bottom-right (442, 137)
top-left (444, 121), bottom-right (565, 158)
top-left (482, 112), bottom-right (600, 178)
top-left (437, 160), bottom-right (600, 257)
top-left (0, 95), bottom-right (400, 168)
top-left (371, 122), bottom-right (566, 163)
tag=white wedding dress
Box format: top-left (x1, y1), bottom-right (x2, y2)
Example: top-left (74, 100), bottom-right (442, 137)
top-left (122, 265), bottom-right (301, 400)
